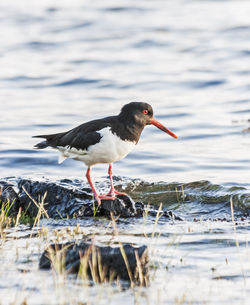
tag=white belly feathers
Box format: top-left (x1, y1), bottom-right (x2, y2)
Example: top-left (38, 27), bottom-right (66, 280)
top-left (57, 127), bottom-right (136, 166)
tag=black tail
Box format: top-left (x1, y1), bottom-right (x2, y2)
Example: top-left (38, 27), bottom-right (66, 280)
top-left (33, 135), bottom-right (51, 149)
top-left (33, 140), bottom-right (49, 149)
top-left (32, 133), bottom-right (63, 149)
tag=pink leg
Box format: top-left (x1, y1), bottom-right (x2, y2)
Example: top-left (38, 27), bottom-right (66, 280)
top-left (86, 167), bottom-right (115, 205)
top-left (106, 164), bottom-right (127, 197)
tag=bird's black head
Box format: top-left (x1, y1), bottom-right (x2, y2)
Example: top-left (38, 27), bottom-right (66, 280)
top-left (119, 102), bottom-right (153, 127)
top-left (118, 101), bottom-right (178, 141)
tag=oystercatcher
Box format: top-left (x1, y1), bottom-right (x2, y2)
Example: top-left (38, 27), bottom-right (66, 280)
top-left (33, 102), bottom-right (177, 205)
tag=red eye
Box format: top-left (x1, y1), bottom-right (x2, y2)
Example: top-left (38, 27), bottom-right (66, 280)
top-left (142, 109), bottom-right (148, 115)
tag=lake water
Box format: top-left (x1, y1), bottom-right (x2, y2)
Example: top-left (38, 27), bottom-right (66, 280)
top-left (0, 0), bottom-right (250, 304)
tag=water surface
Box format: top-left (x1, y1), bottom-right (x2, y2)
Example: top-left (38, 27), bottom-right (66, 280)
top-left (0, 0), bottom-right (249, 187)
top-left (0, 0), bottom-right (250, 304)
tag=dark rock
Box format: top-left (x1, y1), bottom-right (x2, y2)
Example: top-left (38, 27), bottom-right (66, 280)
top-left (18, 179), bottom-right (93, 218)
top-left (0, 178), bottom-right (182, 220)
top-left (39, 241), bottom-right (148, 285)
top-left (148, 207), bottom-right (183, 221)
top-left (0, 180), bottom-right (19, 215)
top-left (18, 179), bottom-right (142, 218)
top-left (162, 209), bottom-right (183, 221)
top-left (76, 194), bottom-right (139, 218)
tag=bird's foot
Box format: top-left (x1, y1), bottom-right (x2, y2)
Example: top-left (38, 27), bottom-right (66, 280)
top-left (106, 188), bottom-right (127, 197)
top-left (95, 194), bottom-right (116, 205)
top-left (94, 189), bottom-right (126, 205)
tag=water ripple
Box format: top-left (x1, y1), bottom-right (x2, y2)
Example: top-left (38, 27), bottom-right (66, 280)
top-left (52, 77), bottom-right (101, 87)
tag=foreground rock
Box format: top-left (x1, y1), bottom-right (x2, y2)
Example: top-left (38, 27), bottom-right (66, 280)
top-left (40, 241), bottom-right (148, 285)
top-left (0, 178), bottom-right (182, 220)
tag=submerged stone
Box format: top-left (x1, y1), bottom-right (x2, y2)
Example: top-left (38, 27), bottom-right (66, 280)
top-left (39, 241), bottom-right (148, 284)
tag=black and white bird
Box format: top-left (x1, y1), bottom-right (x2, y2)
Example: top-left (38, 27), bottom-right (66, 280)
top-left (33, 102), bottom-right (177, 205)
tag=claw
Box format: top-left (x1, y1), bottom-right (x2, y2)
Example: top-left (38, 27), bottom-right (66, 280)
top-left (106, 189), bottom-right (127, 197)
top-left (99, 194), bottom-right (116, 200)
top-left (93, 194), bottom-right (115, 205)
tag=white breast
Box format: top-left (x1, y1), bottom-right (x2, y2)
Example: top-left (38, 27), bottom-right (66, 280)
top-left (57, 127), bottom-right (136, 166)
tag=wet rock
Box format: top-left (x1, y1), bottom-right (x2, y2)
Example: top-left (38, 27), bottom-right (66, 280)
top-left (0, 178), bottom-right (182, 220)
top-left (18, 179), bottom-right (93, 218)
top-left (149, 207), bottom-right (183, 221)
top-left (0, 180), bottom-right (19, 214)
top-left (17, 179), bottom-right (143, 218)
top-left (76, 194), bottom-right (140, 218)
top-left (39, 241), bottom-right (148, 285)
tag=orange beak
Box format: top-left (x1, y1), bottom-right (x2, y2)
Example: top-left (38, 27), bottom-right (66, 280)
top-left (150, 118), bottom-right (178, 139)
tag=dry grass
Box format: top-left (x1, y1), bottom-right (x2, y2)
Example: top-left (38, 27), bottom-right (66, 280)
top-left (230, 197), bottom-right (246, 283)
top-left (77, 242), bottom-right (116, 285)
top-left (21, 186), bottom-right (49, 235)
top-left (0, 200), bottom-right (14, 240)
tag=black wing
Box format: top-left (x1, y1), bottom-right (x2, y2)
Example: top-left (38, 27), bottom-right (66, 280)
top-left (33, 116), bottom-right (118, 150)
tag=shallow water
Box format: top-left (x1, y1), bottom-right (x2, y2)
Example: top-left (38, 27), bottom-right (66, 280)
top-left (0, 0), bottom-right (250, 304)
top-left (1, 218), bottom-right (250, 305)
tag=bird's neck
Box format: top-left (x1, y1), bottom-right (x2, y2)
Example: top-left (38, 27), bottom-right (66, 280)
top-left (114, 114), bottom-right (145, 143)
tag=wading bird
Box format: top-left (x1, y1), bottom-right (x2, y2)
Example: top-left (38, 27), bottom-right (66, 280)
top-left (34, 102), bottom-right (177, 205)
